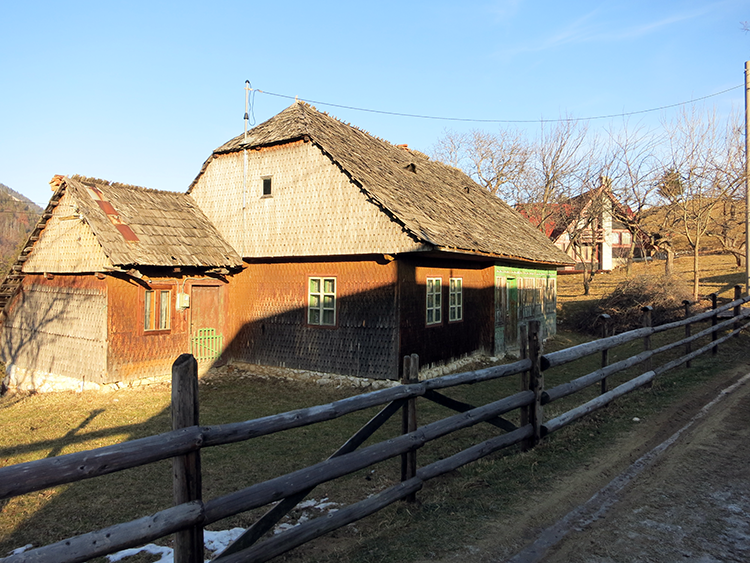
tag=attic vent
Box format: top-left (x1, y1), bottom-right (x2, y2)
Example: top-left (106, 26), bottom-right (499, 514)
top-left (464, 186), bottom-right (471, 193)
top-left (405, 163), bottom-right (417, 174)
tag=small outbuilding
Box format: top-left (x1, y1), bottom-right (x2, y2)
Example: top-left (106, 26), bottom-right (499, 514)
top-left (0, 176), bottom-right (241, 392)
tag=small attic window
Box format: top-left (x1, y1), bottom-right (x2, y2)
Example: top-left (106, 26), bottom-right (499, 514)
top-left (262, 176), bottom-right (272, 197)
top-left (405, 163), bottom-right (417, 174)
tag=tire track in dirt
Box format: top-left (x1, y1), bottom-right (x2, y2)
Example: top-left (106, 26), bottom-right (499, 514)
top-left (501, 371), bottom-right (750, 563)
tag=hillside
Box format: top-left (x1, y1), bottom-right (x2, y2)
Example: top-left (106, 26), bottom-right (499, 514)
top-left (0, 183), bottom-right (43, 275)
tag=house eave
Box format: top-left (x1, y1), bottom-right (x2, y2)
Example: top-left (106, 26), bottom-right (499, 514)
top-left (422, 246), bottom-right (574, 267)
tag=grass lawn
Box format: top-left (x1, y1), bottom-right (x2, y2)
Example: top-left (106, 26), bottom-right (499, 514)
top-left (0, 253), bottom-right (747, 562)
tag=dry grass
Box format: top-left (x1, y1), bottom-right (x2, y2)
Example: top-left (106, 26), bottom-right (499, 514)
top-left (0, 252), bottom-right (746, 562)
top-left (557, 253), bottom-right (744, 304)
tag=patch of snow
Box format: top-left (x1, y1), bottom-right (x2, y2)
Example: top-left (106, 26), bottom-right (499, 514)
top-left (107, 543), bottom-right (173, 562)
top-left (204, 527), bottom-right (246, 556)
top-left (8, 544), bottom-right (32, 555)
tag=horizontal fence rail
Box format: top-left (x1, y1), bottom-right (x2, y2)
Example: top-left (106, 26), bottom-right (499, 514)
top-left (2, 289), bottom-right (748, 563)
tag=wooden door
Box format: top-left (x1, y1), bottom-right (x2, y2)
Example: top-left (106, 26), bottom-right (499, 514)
top-left (505, 278), bottom-right (518, 350)
top-left (191, 286), bottom-right (223, 361)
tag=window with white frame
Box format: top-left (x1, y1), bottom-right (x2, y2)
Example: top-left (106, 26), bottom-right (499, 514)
top-left (144, 289), bottom-right (171, 331)
top-left (308, 277), bottom-right (336, 326)
top-left (449, 278), bottom-right (463, 321)
top-left (426, 277), bottom-right (442, 325)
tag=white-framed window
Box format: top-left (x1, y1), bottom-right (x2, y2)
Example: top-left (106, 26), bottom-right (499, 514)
top-left (449, 278), bottom-right (463, 322)
top-left (145, 289), bottom-right (171, 331)
top-left (308, 277), bottom-right (336, 326)
top-left (426, 277), bottom-right (442, 325)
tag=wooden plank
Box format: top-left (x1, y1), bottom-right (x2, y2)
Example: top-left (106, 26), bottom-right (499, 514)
top-left (0, 427), bottom-right (203, 501)
top-left (542, 327), bottom-right (652, 369)
top-left (541, 294), bottom-right (750, 370)
top-left (215, 479), bottom-right (424, 563)
top-left (171, 354), bottom-right (203, 563)
top-left (654, 321), bottom-right (750, 376)
top-left (542, 349), bottom-right (653, 405)
top-left (543, 371), bottom-right (656, 435)
top-left (202, 390), bottom-right (533, 525)
top-left (417, 425), bottom-right (533, 481)
top-left (0, 502), bottom-right (204, 563)
top-left (543, 311), bottom-right (750, 405)
top-left (528, 320), bottom-right (543, 449)
top-left (217, 400), bottom-right (405, 558)
top-left (711, 293), bottom-right (719, 356)
top-left (683, 300), bottom-right (693, 368)
top-left (423, 358), bottom-right (530, 390)
top-left (201, 383), bottom-right (426, 447)
top-left (401, 354), bottom-right (419, 502)
top-left (423, 389), bottom-right (517, 432)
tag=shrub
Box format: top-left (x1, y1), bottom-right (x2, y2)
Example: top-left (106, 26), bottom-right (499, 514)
top-left (566, 275), bottom-right (694, 335)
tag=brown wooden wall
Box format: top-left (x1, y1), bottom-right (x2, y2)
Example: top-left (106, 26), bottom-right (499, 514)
top-left (106, 273), bottom-right (228, 382)
top-left (397, 256), bottom-right (495, 373)
top-left (223, 257), bottom-right (400, 379)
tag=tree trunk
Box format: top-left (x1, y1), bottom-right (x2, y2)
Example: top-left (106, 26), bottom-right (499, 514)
top-left (665, 247), bottom-right (674, 276)
top-left (692, 246), bottom-right (700, 300)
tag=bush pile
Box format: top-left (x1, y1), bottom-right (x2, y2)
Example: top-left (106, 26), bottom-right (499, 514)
top-left (567, 275), bottom-right (694, 335)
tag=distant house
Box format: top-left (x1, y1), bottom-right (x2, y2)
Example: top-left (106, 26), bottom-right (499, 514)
top-left (0, 176), bottom-right (241, 391)
top-left (1, 103), bottom-right (572, 391)
top-left (518, 183), bottom-right (650, 272)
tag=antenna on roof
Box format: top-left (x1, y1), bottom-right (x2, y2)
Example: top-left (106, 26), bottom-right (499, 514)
top-left (244, 80), bottom-right (251, 142)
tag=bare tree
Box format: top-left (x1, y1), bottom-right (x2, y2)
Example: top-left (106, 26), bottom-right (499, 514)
top-left (519, 118), bottom-right (591, 231)
top-left (657, 108), bottom-right (746, 299)
top-left (608, 122), bottom-right (663, 275)
top-left (431, 128), bottom-right (529, 200)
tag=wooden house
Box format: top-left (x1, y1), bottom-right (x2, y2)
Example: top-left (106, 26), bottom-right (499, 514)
top-left (0, 176), bottom-right (242, 392)
top-left (188, 102), bottom-right (572, 377)
top-left (0, 103), bottom-right (572, 391)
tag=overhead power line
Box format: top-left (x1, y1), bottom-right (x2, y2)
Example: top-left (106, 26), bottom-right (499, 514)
top-left (254, 84), bottom-right (743, 124)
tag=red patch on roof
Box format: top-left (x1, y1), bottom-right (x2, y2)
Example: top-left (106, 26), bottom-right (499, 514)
top-left (96, 200), bottom-right (118, 215)
top-left (115, 224), bottom-right (140, 242)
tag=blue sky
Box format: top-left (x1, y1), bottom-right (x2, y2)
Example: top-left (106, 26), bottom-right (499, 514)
top-left (1, 0), bottom-right (747, 207)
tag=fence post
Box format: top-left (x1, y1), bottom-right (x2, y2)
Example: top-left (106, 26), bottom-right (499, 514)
top-left (172, 354), bottom-right (203, 563)
top-left (401, 354), bottom-right (419, 502)
top-left (710, 293), bottom-right (718, 355)
top-left (683, 300), bottom-right (692, 368)
top-left (519, 324), bottom-right (529, 439)
top-left (734, 285), bottom-right (742, 337)
top-left (598, 314), bottom-right (610, 394)
top-left (525, 320), bottom-right (543, 450)
top-left (641, 305), bottom-right (653, 368)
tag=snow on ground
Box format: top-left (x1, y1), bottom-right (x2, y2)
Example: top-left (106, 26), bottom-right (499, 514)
top-left (94, 498), bottom-right (337, 562)
top-left (7, 498), bottom-right (341, 562)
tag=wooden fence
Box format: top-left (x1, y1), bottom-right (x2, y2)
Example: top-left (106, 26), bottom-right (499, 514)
top-left (1, 289), bottom-right (749, 563)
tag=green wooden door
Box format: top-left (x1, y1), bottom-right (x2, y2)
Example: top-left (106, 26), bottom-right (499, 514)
top-left (505, 278), bottom-right (518, 350)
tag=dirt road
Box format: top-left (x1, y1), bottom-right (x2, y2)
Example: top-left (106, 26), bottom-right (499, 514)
top-left (501, 369), bottom-right (750, 563)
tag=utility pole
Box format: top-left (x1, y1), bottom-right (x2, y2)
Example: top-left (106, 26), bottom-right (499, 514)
top-left (745, 61), bottom-right (749, 295)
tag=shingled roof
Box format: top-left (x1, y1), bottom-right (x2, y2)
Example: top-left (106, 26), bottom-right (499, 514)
top-left (47, 176), bottom-right (242, 269)
top-left (190, 102), bottom-right (572, 266)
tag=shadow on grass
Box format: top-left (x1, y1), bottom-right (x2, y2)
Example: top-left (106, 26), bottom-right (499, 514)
top-left (699, 271), bottom-right (745, 297)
